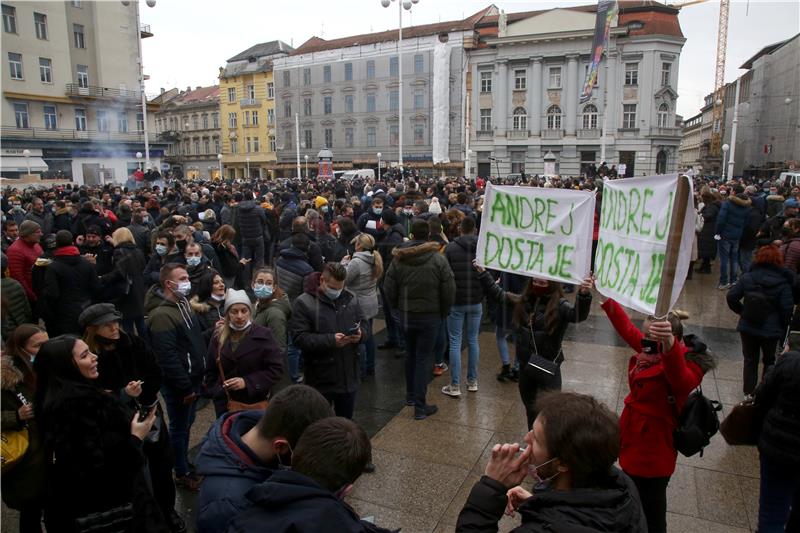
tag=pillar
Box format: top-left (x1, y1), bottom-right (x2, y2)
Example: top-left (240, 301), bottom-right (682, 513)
top-left (530, 56), bottom-right (543, 136)
top-left (566, 54), bottom-right (579, 136)
top-left (496, 59), bottom-right (508, 134)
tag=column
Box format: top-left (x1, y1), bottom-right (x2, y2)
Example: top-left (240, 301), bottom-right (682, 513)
top-left (495, 59), bottom-right (508, 134)
top-left (566, 54), bottom-right (579, 136)
top-left (530, 56), bottom-right (543, 136)
top-left (605, 52), bottom-right (618, 134)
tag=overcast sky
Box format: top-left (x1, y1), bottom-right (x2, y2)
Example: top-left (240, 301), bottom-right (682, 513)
top-left (141, 0), bottom-right (799, 119)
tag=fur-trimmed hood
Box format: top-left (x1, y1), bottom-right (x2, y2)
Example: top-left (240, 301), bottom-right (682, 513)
top-left (391, 241), bottom-right (441, 265)
top-left (729, 194), bottom-right (752, 208)
top-left (683, 334), bottom-right (716, 374)
top-left (189, 295), bottom-right (218, 314)
top-left (767, 194), bottom-right (785, 202)
top-left (1, 356), bottom-right (24, 391)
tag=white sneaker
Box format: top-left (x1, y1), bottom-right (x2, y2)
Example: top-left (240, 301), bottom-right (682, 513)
top-left (441, 384), bottom-right (461, 397)
top-left (467, 380), bottom-right (478, 392)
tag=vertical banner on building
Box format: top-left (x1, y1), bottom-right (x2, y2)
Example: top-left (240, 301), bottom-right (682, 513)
top-left (432, 40), bottom-right (451, 164)
top-left (476, 184), bottom-right (595, 284)
top-left (580, 0), bottom-right (618, 104)
top-left (594, 174), bottom-right (695, 315)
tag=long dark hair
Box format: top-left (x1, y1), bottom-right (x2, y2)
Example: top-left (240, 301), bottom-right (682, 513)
top-left (513, 280), bottom-right (564, 335)
top-left (33, 335), bottom-right (94, 419)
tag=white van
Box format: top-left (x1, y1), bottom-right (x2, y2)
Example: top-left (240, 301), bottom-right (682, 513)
top-left (339, 169), bottom-right (375, 181)
top-left (779, 171), bottom-right (800, 188)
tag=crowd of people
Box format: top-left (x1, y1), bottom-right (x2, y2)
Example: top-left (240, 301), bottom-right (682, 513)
top-left (1, 169), bottom-right (798, 532)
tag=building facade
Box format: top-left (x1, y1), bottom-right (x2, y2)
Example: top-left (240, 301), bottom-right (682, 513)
top-left (678, 111), bottom-right (702, 170)
top-left (1, 0), bottom-right (165, 185)
top-left (154, 85), bottom-right (221, 180)
top-left (218, 40), bottom-right (292, 180)
top-left (467, 3), bottom-right (685, 178)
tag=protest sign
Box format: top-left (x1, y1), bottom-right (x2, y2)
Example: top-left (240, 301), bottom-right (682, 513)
top-left (594, 174), bottom-right (695, 315)
top-left (476, 184), bottom-right (595, 284)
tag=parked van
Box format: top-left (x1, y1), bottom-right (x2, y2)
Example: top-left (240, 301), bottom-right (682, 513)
top-left (779, 171), bottom-right (800, 188)
top-left (339, 169), bottom-right (375, 181)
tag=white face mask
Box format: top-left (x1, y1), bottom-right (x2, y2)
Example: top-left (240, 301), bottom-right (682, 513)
top-left (173, 280), bottom-right (192, 297)
top-left (229, 320), bottom-right (251, 331)
top-left (211, 293), bottom-right (225, 302)
top-left (324, 287), bottom-right (342, 300)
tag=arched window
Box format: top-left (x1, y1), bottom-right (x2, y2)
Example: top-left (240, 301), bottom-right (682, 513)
top-left (582, 104), bottom-right (598, 130)
top-left (512, 107), bottom-right (527, 130)
top-left (546, 105), bottom-right (562, 130)
top-left (657, 103), bottom-right (670, 128)
top-left (656, 149), bottom-right (668, 174)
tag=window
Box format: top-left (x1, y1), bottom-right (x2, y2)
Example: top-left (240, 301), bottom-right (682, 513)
top-left (13, 103), bottom-right (28, 128)
top-left (414, 54), bottom-right (423, 74)
top-left (414, 124), bottom-right (425, 145)
top-left (389, 124), bottom-right (399, 146)
top-left (345, 94), bottom-right (354, 113)
top-left (77, 64), bottom-right (88, 87)
top-left (480, 71), bottom-right (492, 93)
top-left (73, 24), bottom-right (85, 48)
top-left (214, 138), bottom-right (220, 154)
top-left (661, 63), bottom-right (671, 87)
top-left (75, 108), bottom-right (86, 131)
top-left (284, 101), bottom-right (292, 118)
top-left (193, 115), bottom-right (199, 129)
top-left (267, 82), bottom-right (274, 99)
top-left (227, 87), bottom-right (236, 102)
top-left (323, 96), bottom-right (332, 114)
top-left (230, 139), bottom-right (238, 154)
top-left (228, 112), bottom-right (237, 128)
top-left (511, 151), bottom-right (526, 174)
top-left (8, 52), bottom-right (22, 79)
top-left (366, 126), bottom-right (376, 147)
top-left (303, 129), bottom-right (312, 149)
top-left (366, 60), bottom-right (375, 79)
top-left (549, 67), bottom-right (561, 88)
top-left (34, 12), bottom-right (47, 39)
top-left (389, 90), bottom-right (399, 112)
top-left (624, 63), bottom-right (638, 86)
top-left (269, 136), bottom-right (276, 152)
top-left (303, 67), bottom-right (311, 86)
top-left (303, 97), bottom-right (312, 116)
top-left (243, 111), bottom-right (250, 126)
top-left (194, 140), bottom-right (200, 155)
top-left (514, 69), bottom-right (527, 90)
top-left (479, 108), bottom-right (492, 131)
top-left (38, 57), bottom-right (52, 83)
top-left (251, 110), bottom-right (258, 126)
top-left (622, 104), bottom-right (637, 129)
top-left (283, 70), bottom-right (290, 87)
top-left (267, 108), bottom-right (274, 125)
top-left (324, 128), bottom-right (333, 148)
top-left (245, 137), bottom-right (251, 154)
top-left (546, 105), bottom-right (562, 130)
top-left (345, 127), bottom-right (354, 148)
top-left (247, 84), bottom-right (255, 99)
top-left (43, 105), bottom-right (57, 130)
top-left (204, 139), bottom-right (210, 154)
top-left (71, 1), bottom-right (81, 7)
top-left (323, 65), bottom-right (331, 83)
top-left (414, 89), bottom-right (424, 110)
top-left (366, 94), bottom-right (376, 113)
top-left (344, 62), bottom-right (353, 81)
top-left (512, 107), bottom-right (527, 130)
top-left (252, 137), bottom-right (259, 152)
top-left (582, 104), bottom-right (598, 129)
top-left (657, 103), bottom-right (670, 128)
top-left (118, 112), bottom-right (128, 133)
top-left (284, 129), bottom-right (292, 149)
top-left (97, 110), bottom-right (109, 132)
top-left (390, 56), bottom-right (398, 77)
top-left (202, 114), bottom-right (209, 129)
top-left (2, 4), bottom-right (16, 33)
top-left (212, 113), bottom-right (219, 128)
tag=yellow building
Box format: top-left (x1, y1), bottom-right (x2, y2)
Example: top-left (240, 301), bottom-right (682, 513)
top-left (219, 41), bottom-right (293, 180)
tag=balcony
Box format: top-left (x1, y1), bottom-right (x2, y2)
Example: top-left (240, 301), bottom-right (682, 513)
top-left (66, 84), bottom-right (140, 101)
top-left (2, 126), bottom-right (146, 143)
top-left (578, 128), bottom-right (600, 138)
top-left (506, 130), bottom-right (529, 140)
top-left (140, 24), bottom-right (153, 38)
top-left (159, 130), bottom-right (181, 141)
top-left (476, 130), bottom-right (493, 139)
top-left (542, 129), bottom-right (564, 140)
top-left (649, 126), bottom-right (681, 138)
top-left (239, 98), bottom-right (261, 108)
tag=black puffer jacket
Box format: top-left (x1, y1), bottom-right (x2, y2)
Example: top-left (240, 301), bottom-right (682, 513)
top-left (456, 469), bottom-right (647, 533)
top-left (445, 234), bottom-right (483, 306)
top-left (43, 248), bottom-right (100, 336)
top-left (110, 242), bottom-right (147, 318)
top-left (276, 247), bottom-right (314, 301)
top-left (236, 201), bottom-right (267, 242)
top-left (726, 262), bottom-right (795, 339)
top-left (698, 201), bottom-right (720, 259)
top-left (756, 351), bottom-right (800, 468)
top-left (383, 240), bottom-right (455, 317)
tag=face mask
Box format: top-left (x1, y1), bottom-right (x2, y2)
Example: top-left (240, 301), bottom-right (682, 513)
top-left (186, 256), bottom-right (201, 267)
top-left (173, 280), bottom-right (192, 297)
top-left (155, 244), bottom-right (168, 256)
top-left (175, 239), bottom-right (187, 252)
top-left (21, 348), bottom-right (36, 363)
top-left (229, 320), bottom-right (251, 331)
top-left (275, 441), bottom-right (294, 471)
top-left (404, 209), bottom-right (413, 215)
top-left (372, 207), bottom-right (383, 215)
top-left (321, 205), bottom-right (329, 213)
top-left (528, 456), bottom-right (560, 486)
top-left (211, 293), bottom-right (225, 302)
top-left (254, 284), bottom-right (273, 299)
top-left (324, 287), bottom-right (342, 300)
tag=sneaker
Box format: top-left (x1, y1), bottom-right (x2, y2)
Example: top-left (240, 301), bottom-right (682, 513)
top-left (467, 380), bottom-right (478, 392)
top-left (509, 368), bottom-right (520, 382)
top-left (175, 472), bottom-right (203, 492)
top-left (717, 283), bottom-right (731, 290)
top-left (497, 364), bottom-right (511, 382)
top-left (441, 384), bottom-right (462, 397)
top-left (433, 363), bottom-right (448, 376)
top-left (414, 404), bottom-right (438, 420)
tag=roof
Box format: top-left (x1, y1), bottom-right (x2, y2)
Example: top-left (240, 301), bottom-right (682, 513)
top-left (291, 6), bottom-right (497, 56)
top-left (227, 40), bottom-right (294, 62)
top-left (740, 33), bottom-right (799, 69)
top-left (149, 87), bottom-right (180, 105)
top-left (157, 85), bottom-right (219, 109)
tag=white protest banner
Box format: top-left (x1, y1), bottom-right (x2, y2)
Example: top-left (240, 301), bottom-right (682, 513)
top-left (594, 174), bottom-right (695, 315)
top-left (476, 184), bottom-right (596, 284)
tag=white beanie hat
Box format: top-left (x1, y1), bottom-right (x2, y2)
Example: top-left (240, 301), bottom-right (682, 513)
top-left (223, 289), bottom-right (253, 315)
top-left (428, 197), bottom-right (442, 215)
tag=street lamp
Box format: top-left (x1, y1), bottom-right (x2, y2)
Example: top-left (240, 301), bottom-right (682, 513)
top-left (246, 156), bottom-right (251, 180)
top-left (381, 0), bottom-right (419, 173)
top-left (377, 152), bottom-right (382, 180)
top-left (721, 143), bottom-right (730, 181)
top-left (466, 149), bottom-right (472, 180)
top-left (217, 153), bottom-right (223, 179)
top-left (126, 0), bottom-right (156, 170)
top-left (304, 155), bottom-right (309, 179)
top-left (136, 151), bottom-right (143, 171)
top-left (22, 149), bottom-right (31, 175)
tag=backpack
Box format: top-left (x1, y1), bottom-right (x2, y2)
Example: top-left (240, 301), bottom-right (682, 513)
top-left (672, 387), bottom-right (722, 457)
top-left (741, 283), bottom-right (774, 324)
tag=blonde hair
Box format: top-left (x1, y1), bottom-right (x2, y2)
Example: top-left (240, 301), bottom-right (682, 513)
top-left (111, 227), bottom-right (135, 247)
top-left (353, 233), bottom-right (383, 279)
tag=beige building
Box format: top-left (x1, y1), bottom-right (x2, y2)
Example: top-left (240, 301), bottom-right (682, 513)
top-left (1, 0), bottom-right (165, 185)
top-left (678, 111), bottom-right (702, 171)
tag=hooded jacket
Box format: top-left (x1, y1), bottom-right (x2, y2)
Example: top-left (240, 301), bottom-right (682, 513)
top-left (254, 294), bottom-right (292, 354)
top-left (276, 246), bottom-right (315, 301)
top-left (227, 470), bottom-right (393, 533)
top-left (456, 469), bottom-right (647, 533)
top-left (766, 194), bottom-right (786, 218)
top-left (445, 234), bottom-right (483, 306)
top-left (43, 247), bottom-right (100, 337)
top-left (756, 351), bottom-right (800, 469)
top-left (236, 200), bottom-right (267, 242)
top-left (715, 194), bottom-right (753, 241)
top-left (383, 240), bottom-right (455, 317)
top-left (726, 262), bottom-right (795, 339)
top-left (195, 410), bottom-right (274, 533)
top-left (345, 251), bottom-right (380, 319)
top-left (145, 286), bottom-right (207, 394)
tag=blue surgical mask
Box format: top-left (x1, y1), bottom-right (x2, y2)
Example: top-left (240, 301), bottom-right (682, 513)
top-left (155, 244), bottom-right (168, 256)
top-left (186, 256), bottom-right (201, 267)
top-left (253, 284), bottom-right (273, 300)
top-left (324, 287), bottom-right (342, 300)
top-left (372, 207), bottom-right (383, 215)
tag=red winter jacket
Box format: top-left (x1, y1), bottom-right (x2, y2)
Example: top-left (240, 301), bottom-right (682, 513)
top-left (6, 238), bottom-right (43, 301)
top-left (601, 299), bottom-right (703, 478)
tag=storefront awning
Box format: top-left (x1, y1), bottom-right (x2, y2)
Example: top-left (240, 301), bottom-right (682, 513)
top-left (1, 156), bottom-right (48, 173)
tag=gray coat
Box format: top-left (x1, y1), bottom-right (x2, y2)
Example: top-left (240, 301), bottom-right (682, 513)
top-left (345, 251), bottom-right (379, 319)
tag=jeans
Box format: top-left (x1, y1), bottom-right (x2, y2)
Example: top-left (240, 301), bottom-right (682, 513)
top-left (759, 454), bottom-right (800, 533)
top-left (121, 316), bottom-right (149, 344)
top-left (379, 284), bottom-right (405, 349)
top-left (629, 475), bottom-right (670, 533)
top-left (324, 391), bottom-right (357, 420)
top-left (739, 247), bottom-right (754, 275)
top-left (359, 319), bottom-right (375, 376)
top-left (401, 313), bottom-right (440, 412)
top-left (287, 336), bottom-right (301, 383)
top-left (161, 384), bottom-right (199, 477)
top-left (740, 331), bottom-right (778, 395)
top-left (496, 326), bottom-right (518, 370)
top-left (446, 303), bottom-right (482, 386)
top-left (718, 238), bottom-right (740, 285)
top-left (241, 238), bottom-right (265, 280)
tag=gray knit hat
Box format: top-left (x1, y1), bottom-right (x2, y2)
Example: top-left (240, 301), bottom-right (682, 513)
top-left (223, 289), bottom-right (253, 315)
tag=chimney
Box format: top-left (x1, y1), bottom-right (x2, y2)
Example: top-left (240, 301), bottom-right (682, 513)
top-left (187, 86), bottom-right (191, 92)
top-left (196, 86), bottom-right (201, 90)
top-left (160, 87), bottom-right (165, 94)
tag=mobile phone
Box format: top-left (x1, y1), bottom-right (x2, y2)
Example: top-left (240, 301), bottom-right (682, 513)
top-left (346, 324), bottom-right (360, 336)
top-left (138, 401), bottom-right (157, 422)
top-left (641, 339), bottom-right (659, 355)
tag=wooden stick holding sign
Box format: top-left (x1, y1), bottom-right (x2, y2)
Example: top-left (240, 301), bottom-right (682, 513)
top-left (653, 175), bottom-right (691, 318)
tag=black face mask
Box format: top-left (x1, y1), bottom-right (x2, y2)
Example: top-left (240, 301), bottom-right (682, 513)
top-left (175, 239), bottom-right (187, 252)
